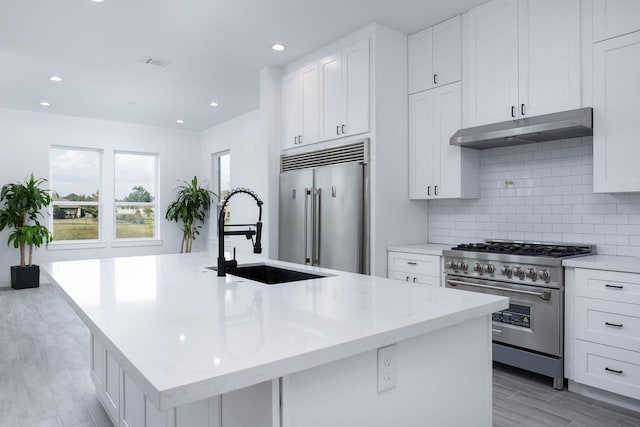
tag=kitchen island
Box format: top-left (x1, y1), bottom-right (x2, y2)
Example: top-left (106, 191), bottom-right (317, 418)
top-left (44, 252), bottom-right (507, 427)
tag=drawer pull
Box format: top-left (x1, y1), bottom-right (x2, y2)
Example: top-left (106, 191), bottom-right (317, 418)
top-left (405, 276), bottom-right (410, 282)
top-left (407, 261), bottom-right (418, 265)
top-left (605, 367), bottom-right (623, 375)
top-left (605, 322), bottom-right (623, 328)
top-left (605, 284), bottom-right (624, 289)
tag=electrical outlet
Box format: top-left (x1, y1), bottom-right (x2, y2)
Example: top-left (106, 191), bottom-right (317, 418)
top-left (377, 344), bottom-right (397, 392)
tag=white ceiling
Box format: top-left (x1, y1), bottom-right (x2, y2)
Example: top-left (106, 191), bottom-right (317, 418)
top-left (0, 0), bottom-right (486, 131)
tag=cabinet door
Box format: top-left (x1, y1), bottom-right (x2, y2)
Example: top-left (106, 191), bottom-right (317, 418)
top-left (408, 27), bottom-right (434, 94)
top-left (433, 83), bottom-right (463, 199)
top-left (299, 62), bottom-right (319, 145)
top-left (281, 71), bottom-right (300, 150)
top-left (593, 31), bottom-right (640, 192)
top-left (518, 0), bottom-right (580, 118)
top-left (319, 51), bottom-right (344, 140)
top-left (593, 0), bottom-right (640, 42)
top-left (465, 0), bottom-right (519, 127)
top-left (342, 39), bottom-right (370, 136)
top-left (432, 15), bottom-right (461, 88)
top-left (408, 90), bottom-right (434, 199)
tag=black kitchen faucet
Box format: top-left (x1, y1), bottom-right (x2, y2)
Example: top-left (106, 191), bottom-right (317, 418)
top-left (217, 188), bottom-right (263, 277)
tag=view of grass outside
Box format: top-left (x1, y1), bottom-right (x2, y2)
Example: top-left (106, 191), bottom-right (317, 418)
top-left (115, 206), bottom-right (155, 238)
top-left (53, 216), bottom-right (99, 240)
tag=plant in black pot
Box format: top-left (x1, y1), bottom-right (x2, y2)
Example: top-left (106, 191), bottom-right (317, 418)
top-left (0, 174), bottom-right (53, 289)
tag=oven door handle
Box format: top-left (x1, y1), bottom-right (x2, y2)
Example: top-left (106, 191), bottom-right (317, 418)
top-left (446, 279), bottom-right (552, 301)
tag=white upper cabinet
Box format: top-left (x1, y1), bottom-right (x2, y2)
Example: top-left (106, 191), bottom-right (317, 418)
top-left (281, 62), bottom-right (319, 150)
top-left (409, 82), bottom-right (479, 200)
top-left (593, 0), bottom-right (640, 42)
top-left (593, 31), bottom-right (640, 193)
top-left (466, 0), bottom-right (519, 126)
top-left (319, 39), bottom-right (370, 140)
top-left (408, 16), bottom-right (461, 94)
top-left (465, 0), bottom-right (580, 127)
top-left (518, 0), bottom-right (580, 118)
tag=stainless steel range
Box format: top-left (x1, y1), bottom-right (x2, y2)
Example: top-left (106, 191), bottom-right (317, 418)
top-left (443, 240), bottom-right (594, 389)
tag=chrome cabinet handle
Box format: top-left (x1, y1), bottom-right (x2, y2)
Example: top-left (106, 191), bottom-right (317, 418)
top-left (511, 106), bottom-right (516, 118)
top-left (605, 367), bottom-right (623, 374)
top-left (341, 124), bottom-right (345, 134)
top-left (413, 277), bottom-right (417, 283)
top-left (304, 188), bottom-right (311, 264)
top-left (434, 185), bottom-right (438, 196)
top-left (407, 261), bottom-right (417, 265)
top-left (605, 322), bottom-right (623, 328)
top-left (336, 125), bottom-right (340, 135)
top-left (433, 74), bottom-right (438, 85)
top-left (294, 136), bottom-right (298, 144)
top-left (521, 103), bottom-right (526, 116)
top-left (405, 276), bottom-right (410, 281)
top-left (605, 284), bottom-right (624, 289)
top-left (446, 279), bottom-right (552, 301)
top-left (298, 135), bottom-right (302, 143)
top-left (427, 186), bottom-right (431, 196)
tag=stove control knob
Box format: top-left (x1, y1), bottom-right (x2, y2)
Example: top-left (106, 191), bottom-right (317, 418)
top-left (526, 268), bottom-right (537, 280)
top-left (460, 261), bottom-right (468, 271)
top-left (474, 263), bottom-right (483, 273)
top-left (501, 266), bottom-right (512, 277)
top-left (446, 260), bottom-right (456, 269)
top-left (513, 267), bottom-right (525, 279)
top-left (539, 270), bottom-right (550, 282)
top-left (485, 264), bottom-right (496, 274)
top-left (453, 261), bottom-right (461, 270)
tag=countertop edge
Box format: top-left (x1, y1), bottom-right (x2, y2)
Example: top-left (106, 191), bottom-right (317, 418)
top-left (563, 255), bottom-right (640, 274)
top-left (387, 243), bottom-right (451, 256)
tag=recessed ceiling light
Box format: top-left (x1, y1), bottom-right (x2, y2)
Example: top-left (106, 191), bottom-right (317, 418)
top-left (176, 119), bottom-right (184, 124)
top-left (40, 101), bottom-right (50, 107)
top-left (209, 101), bottom-right (219, 107)
top-left (271, 43), bottom-right (286, 52)
top-left (91, 0), bottom-right (104, 3)
top-left (49, 76), bottom-right (63, 82)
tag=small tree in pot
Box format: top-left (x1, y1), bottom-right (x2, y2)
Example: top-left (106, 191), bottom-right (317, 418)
top-left (165, 176), bottom-right (216, 253)
top-left (0, 174), bottom-right (53, 289)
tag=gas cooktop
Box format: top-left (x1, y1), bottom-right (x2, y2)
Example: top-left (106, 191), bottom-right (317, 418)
top-left (450, 240), bottom-right (593, 258)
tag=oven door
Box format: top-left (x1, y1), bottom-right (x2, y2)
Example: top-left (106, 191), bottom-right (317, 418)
top-left (445, 275), bottom-right (562, 357)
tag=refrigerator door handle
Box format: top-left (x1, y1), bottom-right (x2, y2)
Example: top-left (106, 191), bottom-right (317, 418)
top-left (304, 188), bottom-right (312, 264)
top-left (312, 188), bottom-right (321, 266)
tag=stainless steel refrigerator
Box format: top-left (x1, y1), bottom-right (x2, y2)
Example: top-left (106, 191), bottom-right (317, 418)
top-left (278, 141), bottom-right (369, 274)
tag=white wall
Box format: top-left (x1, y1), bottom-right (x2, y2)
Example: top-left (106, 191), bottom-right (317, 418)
top-left (199, 109), bottom-right (270, 258)
top-left (428, 137), bottom-right (640, 256)
top-left (0, 108), bottom-right (201, 285)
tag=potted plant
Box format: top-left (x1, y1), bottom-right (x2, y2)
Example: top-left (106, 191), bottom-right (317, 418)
top-left (0, 174), bottom-right (53, 289)
top-left (165, 176), bottom-right (216, 253)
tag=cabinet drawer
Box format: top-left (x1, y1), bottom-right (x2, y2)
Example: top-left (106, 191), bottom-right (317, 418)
top-left (575, 297), bottom-right (640, 352)
top-left (387, 252), bottom-right (440, 277)
top-left (575, 269), bottom-right (640, 304)
top-left (574, 340), bottom-right (640, 400)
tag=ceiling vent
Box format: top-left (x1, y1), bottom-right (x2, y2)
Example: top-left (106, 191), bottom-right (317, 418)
top-left (143, 56), bottom-right (170, 67)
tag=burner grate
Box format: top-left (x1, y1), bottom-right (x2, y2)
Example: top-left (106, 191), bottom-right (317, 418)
top-left (452, 241), bottom-right (592, 258)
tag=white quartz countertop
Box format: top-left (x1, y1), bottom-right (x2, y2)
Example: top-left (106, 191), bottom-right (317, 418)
top-left (43, 252), bottom-right (506, 411)
top-left (387, 243), bottom-right (452, 256)
top-left (563, 255), bottom-right (640, 273)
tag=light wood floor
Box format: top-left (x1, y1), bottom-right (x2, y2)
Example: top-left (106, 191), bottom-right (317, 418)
top-left (2, 283), bottom-right (640, 427)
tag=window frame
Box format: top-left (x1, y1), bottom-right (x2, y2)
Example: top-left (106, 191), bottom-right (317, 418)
top-left (113, 150), bottom-right (160, 242)
top-left (49, 146), bottom-right (104, 245)
top-left (211, 151), bottom-right (230, 238)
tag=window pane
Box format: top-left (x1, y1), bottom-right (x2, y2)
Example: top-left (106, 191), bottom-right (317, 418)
top-left (51, 147), bottom-right (101, 241)
top-left (115, 153), bottom-right (156, 202)
top-left (115, 206), bottom-right (155, 239)
top-left (216, 153), bottom-right (231, 228)
top-left (52, 206), bottom-right (100, 241)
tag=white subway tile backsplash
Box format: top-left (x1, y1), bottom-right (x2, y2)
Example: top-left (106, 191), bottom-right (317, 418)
top-left (428, 138), bottom-right (640, 256)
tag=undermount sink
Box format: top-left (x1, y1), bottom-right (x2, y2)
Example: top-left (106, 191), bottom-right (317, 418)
top-left (207, 263), bottom-right (326, 284)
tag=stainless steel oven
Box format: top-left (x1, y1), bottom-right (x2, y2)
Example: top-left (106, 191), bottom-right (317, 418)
top-left (443, 240), bottom-right (593, 389)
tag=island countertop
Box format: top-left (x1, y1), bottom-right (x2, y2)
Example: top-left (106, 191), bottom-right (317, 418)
top-left (43, 252), bottom-right (507, 411)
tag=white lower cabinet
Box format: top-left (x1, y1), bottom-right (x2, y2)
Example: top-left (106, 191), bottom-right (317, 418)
top-left (566, 268), bottom-right (640, 402)
top-left (90, 333), bottom-right (274, 427)
top-left (387, 251), bottom-right (442, 286)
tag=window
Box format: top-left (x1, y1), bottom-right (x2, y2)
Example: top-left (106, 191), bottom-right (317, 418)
top-left (114, 152), bottom-right (158, 240)
top-left (213, 151), bottom-right (231, 236)
top-left (50, 147), bottom-right (102, 241)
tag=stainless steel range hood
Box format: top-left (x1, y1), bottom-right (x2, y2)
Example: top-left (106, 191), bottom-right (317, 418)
top-left (450, 107), bottom-right (593, 149)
